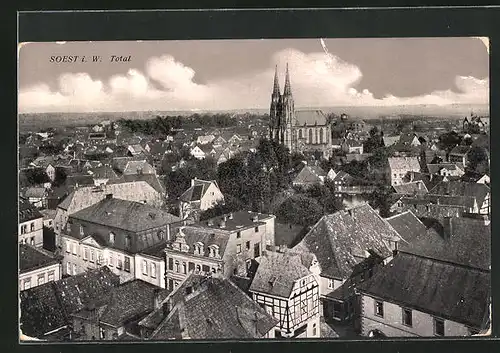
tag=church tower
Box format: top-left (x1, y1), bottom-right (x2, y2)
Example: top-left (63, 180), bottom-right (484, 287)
top-left (282, 63), bottom-right (295, 151)
top-left (269, 65), bottom-right (281, 142)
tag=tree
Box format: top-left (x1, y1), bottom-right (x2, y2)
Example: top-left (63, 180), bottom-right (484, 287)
top-left (369, 185), bottom-right (393, 218)
top-left (276, 194), bottom-right (324, 227)
top-left (438, 131), bottom-right (462, 152)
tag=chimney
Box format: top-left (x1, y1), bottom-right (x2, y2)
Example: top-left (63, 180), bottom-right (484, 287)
top-left (219, 220), bottom-right (226, 228)
top-left (228, 213), bottom-right (234, 220)
top-left (252, 215), bottom-right (259, 222)
top-left (442, 217), bottom-right (453, 240)
top-left (105, 193), bottom-right (113, 200)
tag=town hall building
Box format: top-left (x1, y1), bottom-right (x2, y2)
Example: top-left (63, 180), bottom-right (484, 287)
top-left (269, 65), bottom-right (333, 158)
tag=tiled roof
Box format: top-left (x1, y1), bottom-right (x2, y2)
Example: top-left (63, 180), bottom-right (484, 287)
top-left (385, 211), bottom-right (434, 248)
top-left (19, 197), bottom-right (43, 223)
top-left (450, 145), bottom-right (471, 155)
top-left (332, 170), bottom-right (354, 183)
top-left (249, 251), bottom-right (311, 298)
top-left (197, 210), bottom-right (271, 232)
top-left (382, 135), bottom-right (400, 147)
top-left (427, 163), bottom-right (463, 174)
top-left (116, 174), bottom-right (165, 195)
top-left (19, 244), bottom-right (59, 273)
top-left (168, 226), bottom-right (230, 258)
top-left (24, 187), bottom-right (47, 199)
top-left (388, 157), bottom-right (420, 171)
top-left (89, 164), bottom-right (119, 180)
top-left (57, 180), bottom-right (162, 212)
top-left (274, 223), bottom-right (307, 248)
top-left (149, 274), bottom-right (278, 339)
top-left (70, 197), bottom-right (181, 232)
top-left (122, 160), bottom-right (156, 176)
top-left (357, 252), bottom-right (490, 329)
top-left (392, 181), bottom-right (428, 195)
top-left (429, 181), bottom-right (489, 206)
top-left (401, 217), bottom-right (490, 271)
top-left (179, 179), bottom-right (215, 202)
top-left (140, 240), bottom-right (168, 258)
top-left (20, 267), bottom-right (119, 338)
top-left (293, 165), bottom-right (326, 185)
top-left (295, 110), bottom-right (328, 126)
top-left (293, 203), bottom-right (397, 279)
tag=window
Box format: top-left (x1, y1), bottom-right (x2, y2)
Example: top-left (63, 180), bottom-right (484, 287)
top-left (246, 241), bottom-right (251, 251)
top-left (151, 263), bottom-right (157, 278)
top-left (124, 257), bottom-right (130, 272)
top-left (174, 281), bottom-right (179, 288)
top-left (236, 231), bottom-right (241, 239)
top-left (24, 278), bottom-right (31, 290)
top-left (168, 279), bottom-right (174, 290)
top-left (402, 308), bottom-right (413, 327)
top-left (202, 265), bottom-right (210, 273)
top-left (143, 260), bottom-right (148, 275)
top-left (109, 255), bottom-right (114, 267)
top-left (328, 279), bottom-right (334, 289)
top-left (157, 230), bottom-right (165, 240)
top-left (83, 248), bottom-right (88, 260)
top-left (236, 244), bottom-right (241, 254)
top-left (48, 271), bottom-right (54, 282)
top-left (211, 267), bottom-right (216, 274)
top-left (99, 327), bottom-right (105, 340)
top-left (109, 232), bottom-right (115, 244)
top-left (72, 243), bottom-right (76, 255)
top-left (79, 225), bottom-right (84, 236)
top-left (72, 263), bottom-right (77, 275)
top-left (196, 264), bottom-right (201, 272)
top-left (91, 250), bottom-right (95, 263)
top-left (254, 226), bottom-right (259, 233)
top-left (117, 259), bottom-right (122, 270)
top-left (254, 242), bottom-right (261, 258)
top-left (434, 318), bottom-right (445, 336)
top-left (66, 262), bottom-right (71, 274)
top-left (125, 235), bottom-right (131, 249)
top-left (168, 258), bottom-right (174, 271)
top-left (66, 241), bottom-right (70, 253)
top-left (37, 275), bottom-right (45, 286)
top-left (182, 262), bottom-right (187, 274)
top-left (97, 253), bottom-right (103, 265)
top-left (374, 301), bottom-right (384, 317)
top-left (30, 222), bottom-right (35, 232)
top-left (175, 261), bottom-right (180, 273)
top-left (312, 322), bottom-right (317, 336)
top-left (333, 301), bottom-right (342, 319)
top-left (30, 237), bottom-right (34, 246)
top-left (188, 262), bottom-right (195, 272)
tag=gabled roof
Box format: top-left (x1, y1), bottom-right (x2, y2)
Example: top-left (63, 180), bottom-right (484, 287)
top-left (122, 160), bottom-right (156, 176)
top-left (385, 211), bottom-right (436, 248)
top-left (450, 145), bottom-right (471, 155)
top-left (293, 204), bottom-right (397, 279)
top-left (24, 187), bottom-right (48, 199)
top-left (70, 197), bottom-right (181, 233)
top-left (179, 179), bottom-right (218, 202)
top-left (427, 163), bottom-right (463, 174)
top-left (295, 110), bottom-right (328, 126)
top-left (89, 164), bottom-right (119, 180)
top-left (19, 197), bottom-right (43, 223)
top-left (19, 244), bottom-right (59, 273)
top-left (20, 267), bottom-right (120, 338)
top-left (115, 173), bottom-right (165, 195)
top-left (332, 170), bottom-right (354, 183)
top-left (249, 251), bottom-right (311, 298)
top-left (149, 274), bottom-right (278, 339)
top-left (293, 165), bottom-right (326, 185)
top-left (357, 252), bottom-right (490, 329)
top-left (382, 135), bottom-right (400, 147)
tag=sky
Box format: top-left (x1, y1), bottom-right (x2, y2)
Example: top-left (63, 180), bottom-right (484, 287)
top-left (18, 38), bottom-right (489, 113)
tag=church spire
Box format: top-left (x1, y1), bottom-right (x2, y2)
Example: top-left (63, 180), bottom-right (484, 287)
top-left (284, 62), bottom-right (292, 96)
top-left (272, 65), bottom-right (280, 96)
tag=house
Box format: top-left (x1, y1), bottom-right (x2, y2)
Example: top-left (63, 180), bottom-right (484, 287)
top-left (20, 266), bottom-right (120, 340)
top-left (382, 135), bottom-right (400, 147)
top-left (87, 164), bottom-right (120, 185)
top-left (249, 251), bottom-right (321, 338)
top-left (189, 145), bottom-right (206, 160)
top-left (357, 252), bottom-right (489, 337)
top-left (327, 169), bottom-right (337, 181)
top-left (196, 134), bottom-right (216, 145)
top-left (227, 133), bottom-right (243, 145)
top-left (429, 181), bottom-right (490, 216)
top-left (292, 203), bottom-right (400, 323)
top-left (331, 138), bottom-right (343, 150)
top-left (341, 139), bottom-right (364, 154)
top-left (19, 197), bottom-right (44, 248)
top-left (24, 187), bottom-right (49, 208)
top-left (165, 211), bottom-right (275, 290)
top-left (178, 178), bottom-right (224, 221)
top-left (53, 180), bottom-right (165, 244)
top-left (61, 195), bottom-right (182, 282)
top-left (19, 244), bottom-right (61, 291)
top-left (292, 165), bottom-right (327, 188)
top-left (139, 273), bottom-right (278, 339)
top-left (71, 279), bottom-right (169, 340)
top-left (477, 174), bottom-right (490, 185)
top-left (40, 209), bottom-right (57, 229)
top-left (357, 215), bottom-right (491, 337)
top-left (387, 157), bottom-right (421, 186)
top-left (426, 163), bottom-right (465, 177)
top-left (398, 133), bottom-right (421, 148)
top-left (331, 170), bottom-right (355, 192)
top-left (212, 135), bottom-right (227, 146)
top-left (448, 145), bottom-right (471, 168)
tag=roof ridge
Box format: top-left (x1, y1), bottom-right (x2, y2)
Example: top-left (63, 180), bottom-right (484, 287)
top-left (398, 251), bottom-right (490, 273)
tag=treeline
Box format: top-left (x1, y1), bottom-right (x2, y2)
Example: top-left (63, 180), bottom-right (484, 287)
top-left (119, 113), bottom-right (239, 135)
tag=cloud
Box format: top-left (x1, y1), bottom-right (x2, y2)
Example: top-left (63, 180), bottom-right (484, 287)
top-left (18, 49), bottom-right (489, 113)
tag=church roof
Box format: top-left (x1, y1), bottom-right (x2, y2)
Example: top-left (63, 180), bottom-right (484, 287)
top-left (295, 110), bottom-right (328, 126)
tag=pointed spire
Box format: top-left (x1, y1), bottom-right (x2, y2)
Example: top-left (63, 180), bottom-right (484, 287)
top-left (272, 65), bottom-right (280, 96)
top-left (284, 62), bottom-right (292, 96)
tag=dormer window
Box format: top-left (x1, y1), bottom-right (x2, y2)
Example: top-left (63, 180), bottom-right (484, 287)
top-left (208, 245), bottom-right (220, 258)
top-left (109, 232), bottom-right (115, 244)
top-left (194, 242), bottom-right (204, 256)
top-left (125, 235), bottom-right (131, 249)
top-left (157, 230), bottom-right (165, 240)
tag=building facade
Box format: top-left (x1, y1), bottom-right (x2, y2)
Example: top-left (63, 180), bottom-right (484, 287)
top-left (19, 197), bottom-right (44, 248)
top-left (19, 244), bottom-right (61, 291)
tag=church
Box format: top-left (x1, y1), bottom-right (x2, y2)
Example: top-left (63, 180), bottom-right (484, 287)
top-left (269, 64), bottom-right (333, 158)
